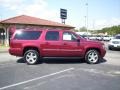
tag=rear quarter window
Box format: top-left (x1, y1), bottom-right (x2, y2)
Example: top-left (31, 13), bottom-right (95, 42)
top-left (115, 36), bottom-right (120, 39)
top-left (14, 31), bottom-right (42, 40)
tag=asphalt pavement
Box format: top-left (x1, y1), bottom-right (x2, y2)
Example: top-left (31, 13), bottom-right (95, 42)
top-left (0, 42), bottom-right (120, 90)
top-left (0, 60), bottom-right (120, 90)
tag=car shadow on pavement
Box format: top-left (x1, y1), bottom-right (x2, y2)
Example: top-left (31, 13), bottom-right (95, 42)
top-left (43, 58), bottom-right (84, 64)
top-left (16, 58), bottom-right (84, 64)
top-left (17, 58), bottom-right (26, 63)
top-left (16, 58), bottom-right (107, 64)
top-left (99, 58), bottom-right (107, 64)
top-left (43, 58), bottom-right (107, 64)
top-left (110, 49), bottom-right (120, 51)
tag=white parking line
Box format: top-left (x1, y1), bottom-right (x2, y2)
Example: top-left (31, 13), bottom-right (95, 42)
top-left (0, 68), bottom-right (74, 90)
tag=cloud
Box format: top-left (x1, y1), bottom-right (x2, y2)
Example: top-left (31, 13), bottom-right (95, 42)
top-left (88, 18), bottom-right (120, 30)
top-left (0, 0), bottom-right (60, 22)
top-left (0, 0), bottom-right (24, 10)
top-left (17, 1), bottom-right (60, 22)
top-left (0, 0), bottom-right (120, 29)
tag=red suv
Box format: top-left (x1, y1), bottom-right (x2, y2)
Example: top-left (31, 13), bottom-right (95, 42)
top-left (9, 29), bottom-right (106, 65)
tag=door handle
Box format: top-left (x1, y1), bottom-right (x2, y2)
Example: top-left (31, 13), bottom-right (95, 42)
top-left (45, 42), bottom-right (49, 44)
top-left (63, 43), bottom-right (67, 45)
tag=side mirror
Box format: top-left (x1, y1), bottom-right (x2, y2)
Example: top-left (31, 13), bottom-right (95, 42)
top-left (77, 39), bottom-right (80, 46)
top-left (77, 39), bottom-right (80, 42)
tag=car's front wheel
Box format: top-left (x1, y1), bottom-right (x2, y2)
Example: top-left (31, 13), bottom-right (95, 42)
top-left (24, 50), bottom-right (40, 65)
top-left (108, 46), bottom-right (112, 50)
top-left (85, 49), bottom-right (100, 64)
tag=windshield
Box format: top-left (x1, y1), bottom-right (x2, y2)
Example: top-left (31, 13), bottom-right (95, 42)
top-left (115, 35), bottom-right (120, 39)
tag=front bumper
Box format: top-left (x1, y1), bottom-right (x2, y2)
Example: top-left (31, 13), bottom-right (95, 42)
top-left (100, 48), bottom-right (106, 57)
top-left (108, 44), bottom-right (120, 50)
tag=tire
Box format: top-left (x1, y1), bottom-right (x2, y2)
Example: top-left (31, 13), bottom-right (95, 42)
top-left (85, 49), bottom-right (100, 64)
top-left (24, 50), bottom-right (40, 65)
top-left (108, 46), bottom-right (112, 50)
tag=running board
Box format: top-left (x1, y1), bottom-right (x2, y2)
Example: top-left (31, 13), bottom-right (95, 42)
top-left (43, 57), bottom-right (83, 59)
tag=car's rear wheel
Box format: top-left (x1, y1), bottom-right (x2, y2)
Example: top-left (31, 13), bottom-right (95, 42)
top-left (85, 49), bottom-right (99, 64)
top-left (24, 50), bottom-right (40, 65)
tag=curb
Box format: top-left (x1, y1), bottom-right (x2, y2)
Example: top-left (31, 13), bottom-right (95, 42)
top-left (0, 49), bottom-right (9, 53)
top-left (0, 51), bottom-right (8, 53)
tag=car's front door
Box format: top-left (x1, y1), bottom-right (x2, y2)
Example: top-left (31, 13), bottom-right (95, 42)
top-left (60, 31), bottom-right (83, 57)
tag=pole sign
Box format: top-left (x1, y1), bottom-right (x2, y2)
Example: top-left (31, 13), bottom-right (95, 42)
top-left (60, 9), bottom-right (67, 19)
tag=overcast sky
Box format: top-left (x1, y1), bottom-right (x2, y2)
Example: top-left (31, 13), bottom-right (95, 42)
top-left (0, 0), bottom-right (120, 30)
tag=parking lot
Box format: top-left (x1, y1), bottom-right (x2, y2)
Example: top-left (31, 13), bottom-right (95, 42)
top-left (0, 41), bottom-right (120, 90)
top-left (104, 41), bottom-right (120, 66)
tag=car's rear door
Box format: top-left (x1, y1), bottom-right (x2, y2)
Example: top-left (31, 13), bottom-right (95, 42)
top-left (41, 31), bottom-right (61, 57)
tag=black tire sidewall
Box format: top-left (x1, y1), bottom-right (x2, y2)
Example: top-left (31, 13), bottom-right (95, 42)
top-left (108, 46), bottom-right (112, 50)
top-left (24, 50), bottom-right (40, 65)
top-left (85, 50), bottom-right (99, 64)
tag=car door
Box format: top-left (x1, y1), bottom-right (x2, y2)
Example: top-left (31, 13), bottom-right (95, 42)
top-left (41, 31), bottom-right (61, 57)
top-left (60, 31), bottom-right (83, 57)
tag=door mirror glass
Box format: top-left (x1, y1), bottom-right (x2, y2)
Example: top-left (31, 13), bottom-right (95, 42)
top-left (77, 39), bottom-right (80, 42)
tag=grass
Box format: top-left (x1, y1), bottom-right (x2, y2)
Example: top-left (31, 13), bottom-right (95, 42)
top-left (0, 45), bottom-right (9, 49)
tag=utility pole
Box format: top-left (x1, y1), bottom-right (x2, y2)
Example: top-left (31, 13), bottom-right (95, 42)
top-left (93, 20), bottom-right (95, 30)
top-left (86, 2), bottom-right (88, 37)
top-left (84, 16), bottom-right (87, 29)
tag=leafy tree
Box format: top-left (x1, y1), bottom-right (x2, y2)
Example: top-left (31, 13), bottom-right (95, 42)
top-left (95, 25), bottom-right (120, 35)
top-left (79, 27), bottom-right (87, 32)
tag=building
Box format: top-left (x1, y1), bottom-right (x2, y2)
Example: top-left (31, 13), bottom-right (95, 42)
top-left (0, 15), bottom-right (74, 46)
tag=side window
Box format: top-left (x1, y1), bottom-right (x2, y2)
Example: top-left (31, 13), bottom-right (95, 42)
top-left (45, 31), bottom-right (59, 41)
top-left (14, 31), bottom-right (42, 40)
top-left (63, 32), bottom-right (77, 41)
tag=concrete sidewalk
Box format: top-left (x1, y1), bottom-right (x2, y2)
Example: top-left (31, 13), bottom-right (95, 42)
top-left (0, 46), bottom-right (9, 53)
top-left (0, 53), bottom-right (19, 63)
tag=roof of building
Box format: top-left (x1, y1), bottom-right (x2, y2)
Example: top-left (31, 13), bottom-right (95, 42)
top-left (0, 15), bottom-right (74, 28)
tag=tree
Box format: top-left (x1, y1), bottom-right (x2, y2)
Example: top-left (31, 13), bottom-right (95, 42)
top-left (79, 27), bottom-right (87, 32)
top-left (95, 25), bottom-right (120, 35)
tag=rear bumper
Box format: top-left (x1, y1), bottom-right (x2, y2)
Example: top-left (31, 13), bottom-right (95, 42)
top-left (9, 48), bottom-right (23, 57)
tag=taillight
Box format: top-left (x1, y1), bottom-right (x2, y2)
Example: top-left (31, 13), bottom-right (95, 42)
top-left (9, 38), bottom-right (13, 47)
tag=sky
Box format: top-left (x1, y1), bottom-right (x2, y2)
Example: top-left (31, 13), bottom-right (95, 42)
top-left (0, 0), bottom-right (120, 30)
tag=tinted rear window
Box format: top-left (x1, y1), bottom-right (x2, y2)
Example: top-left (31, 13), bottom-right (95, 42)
top-left (115, 36), bottom-right (120, 39)
top-left (14, 31), bottom-right (42, 40)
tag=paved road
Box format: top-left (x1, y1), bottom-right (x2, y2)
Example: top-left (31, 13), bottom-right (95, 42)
top-left (0, 60), bottom-right (120, 90)
top-left (0, 50), bottom-right (120, 90)
top-left (0, 53), bottom-right (18, 63)
top-left (104, 41), bottom-right (120, 66)
top-left (104, 50), bottom-right (120, 66)
top-left (1, 47), bottom-right (120, 66)
top-left (0, 41), bottom-right (120, 90)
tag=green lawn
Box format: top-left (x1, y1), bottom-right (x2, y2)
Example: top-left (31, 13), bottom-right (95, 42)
top-left (0, 45), bottom-right (9, 49)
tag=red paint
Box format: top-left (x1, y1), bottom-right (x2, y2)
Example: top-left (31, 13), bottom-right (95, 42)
top-left (9, 29), bottom-right (106, 58)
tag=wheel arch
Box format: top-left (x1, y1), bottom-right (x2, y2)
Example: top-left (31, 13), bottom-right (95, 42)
top-left (23, 46), bottom-right (40, 56)
top-left (85, 47), bottom-right (101, 56)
